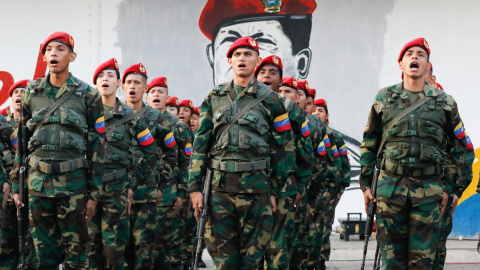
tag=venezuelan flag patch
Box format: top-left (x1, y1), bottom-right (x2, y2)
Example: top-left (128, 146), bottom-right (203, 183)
top-left (185, 143), bottom-right (192, 157)
top-left (465, 132), bottom-right (474, 150)
top-left (323, 135), bottom-right (331, 148)
top-left (317, 141), bottom-right (326, 156)
top-left (301, 120), bottom-right (310, 137)
top-left (274, 113), bottom-right (292, 132)
top-left (164, 132), bottom-right (176, 148)
top-left (454, 122), bottom-right (465, 139)
top-left (332, 145), bottom-right (339, 157)
top-left (339, 144), bottom-right (348, 156)
top-left (137, 128), bottom-right (154, 146)
top-left (95, 116), bottom-right (105, 133)
top-left (11, 136), bottom-right (17, 149)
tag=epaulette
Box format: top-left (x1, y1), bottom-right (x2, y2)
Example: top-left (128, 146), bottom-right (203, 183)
top-left (211, 83), bottom-right (227, 95)
top-left (28, 78), bottom-right (43, 93)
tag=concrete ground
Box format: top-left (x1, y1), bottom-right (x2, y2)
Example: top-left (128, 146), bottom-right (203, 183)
top-left (200, 234), bottom-right (480, 269)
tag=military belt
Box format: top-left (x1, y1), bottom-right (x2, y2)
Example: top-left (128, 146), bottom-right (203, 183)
top-left (383, 159), bottom-right (439, 178)
top-left (28, 155), bottom-right (88, 174)
top-left (103, 168), bottom-right (128, 182)
top-left (211, 159), bottom-right (267, 172)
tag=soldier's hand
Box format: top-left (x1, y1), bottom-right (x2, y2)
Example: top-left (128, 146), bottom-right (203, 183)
top-left (173, 197), bottom-right (184, 217)
top-left (451, 194), bottom-right (459, 217)
top-left (324, 192), bottom-right (332, 206)
top-left (85, 199), bottom-right (97, 225)
top-left (440, 192), bottom-right (448, 218)
top-left (190, 191), bottom-right (203, 221)
top-left (294, 193), bottom-right (302, 214)
top-left (270, 195), bottom-right (277, 213)
top-left (157, 190), bottom-right (163, 207)
top-left (363, 189), bottom-right (375, 214)
top-left (13, 193), bottom-right (24, 208)
top-left (335, 193), bottom-right (342, 207)
top-left (127, 189), bottom-right (133, 215)
top-left (2, 182), bottom-right (11, 208)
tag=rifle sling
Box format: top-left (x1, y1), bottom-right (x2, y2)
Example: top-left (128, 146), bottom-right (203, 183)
top-left (106, 111), bottom-right (139, 130)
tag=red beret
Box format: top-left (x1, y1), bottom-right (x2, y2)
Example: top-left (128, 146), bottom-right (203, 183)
top-left (398, 37), bottom-right (430, 62)
top-left (193, 107), bottom-right (200, 115)
top-left (255, 55), bottom-right (283, 77)
top-left (9, 79), bottom-right (30, 97)
top-left (282, 77), bottom-right (297, 89)
top-left (122, 63), bottom-right (147, 84)
top-left (179, 99), bottom-right (194, 111)
top-left (308, 88), bottom-right (316, 98)
top-left (226, 37), bottom-right (260, 58)
top-left (93, 58), bottom-right (119, 84)
top-left (0, 107), bottom-right (10, 116)
top-left (314, 98), bottom-right (327, 108)
top-left (148, 77), bottom-right (168, 92)
top-left (199, 0), bottom-right (317, 40)
top-left (296, 80), bottom-right (309, 95)
top-left (435, 82), bottom-right (444, 90)
top-left (41, 32), bottom-right (74, 55)
top-left (166, 96), bottom-right (179, 107)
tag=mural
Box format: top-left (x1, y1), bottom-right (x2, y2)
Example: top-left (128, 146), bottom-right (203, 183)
top-left (0, 0), bottom-right (479, 236)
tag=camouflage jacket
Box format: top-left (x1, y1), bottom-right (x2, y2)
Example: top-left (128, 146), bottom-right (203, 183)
top-left (333, 130), bottom-right (351, 195)
top-left (131, 103), bottom-right (178, 204)
top-left (0, 114), bottom-right (15, 188)
top-left (103, 99), bottom-right (157, 195)
top-left (11, 73), bottom-right (105, 200)
top-left (360, 82), bottom-right (469, 197)
top-left (188, 78), bottom-right (294, 196)
top-left (326, 127), bottom-right (342, 194)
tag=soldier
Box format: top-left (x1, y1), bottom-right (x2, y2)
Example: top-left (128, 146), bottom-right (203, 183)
top-left (190, 107), bottom-right (200, 132)
top-left (360, 37), bottom-right (470, 269)
top-left (145, 77), bottom-right (193, 270)
top-left (122, 64), bottom-right (178, 269)
top-left (255, 55), bottom-right (314, 270)
top-left (178, 99), bottom-right (194, 126)
top-left (189, 36), bottom-right (294, 269)
top-left (11, 31), bottom-right (106, 269)
top-left (87, 58), bottom-right (157, 269)
top-left (166, 96), bottom-right (180, 117)
top-left (304, 93), bottom-right (315, 115)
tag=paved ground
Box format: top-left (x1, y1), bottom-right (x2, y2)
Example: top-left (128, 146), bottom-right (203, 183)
top-left (199, 234), bottom-right (480, 269)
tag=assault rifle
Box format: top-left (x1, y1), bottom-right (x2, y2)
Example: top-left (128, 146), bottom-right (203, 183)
top-left (194, 165), bottom-right (213, 270)
top-left (361, 158), bottom-right (381, 270)
top-left (17, 110), bottom-right (28, 270)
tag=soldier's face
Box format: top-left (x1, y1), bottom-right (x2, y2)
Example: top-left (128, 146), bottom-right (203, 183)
top-left (167, 106), bottom-right (178, 116)
top-left (146, 86), bottom-right (169, 111)
top-left (11, 88), bottom-right (24, 112)
top-left (399, 46), bottom-right (429, 80)
top-left (96, 70), bottom-right (120, 98)
top-left (43, 41), bottom-right (76, 75)
top-left (305, 96), bottom-right (314, 114)
top-left (228, 48), bottom-right (261, 78)
top-left (179, 107), bottom-right (192, 125)
top-left (257, 65), bottom-right (282, 91)
top-left (190, 114), bottom-right (200, 132)
top-left (314, 106), bottom-right (328, 123)
top-left (277, 86), bottom-right (298, 102)
top-left (122, 74), bottom-right (147, 104)
top-left (297, 90), bottom-right (307, 109)
top-left (211, 21), bottom-right (297, 84)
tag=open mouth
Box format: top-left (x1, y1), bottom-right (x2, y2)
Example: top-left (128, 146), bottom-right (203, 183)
top-left (264, 82), bottom-right (271, 86)
top-left (153, 98), bottom-right (161, 104)
top-left (15, 99), bottom-right (21, 104)
top-left (50, 60), bottom-right (58, 65)
top-left (238, 64), bottom-right (246, 68)
top-left (410, 62), bottom-right (419, 71)
top-left (102, 83), bottom-right (109, 88)
top-left (129, 91), bottom-right (136, 96)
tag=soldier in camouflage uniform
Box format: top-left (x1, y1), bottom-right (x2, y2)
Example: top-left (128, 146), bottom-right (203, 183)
top-left (189, 36), bottom-right (294, 270)
top-left (0, 80), bottom-right (37, 270)
top-left (11, 32), bottom-right (106, 269)
top-left (145, 77), bottom-right (193, 270)
top-left (87, 58), bottom-right (158, 269)
top-left (122, 64), bottom-right (178, 269)
top-left (255, 55), bottom-right (314, 270)
top-left (360, 38), bottom-right (470, 269)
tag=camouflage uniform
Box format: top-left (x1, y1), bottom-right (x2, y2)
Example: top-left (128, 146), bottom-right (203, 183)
top-left (263, 98), bottom-right (313, 270)
top-left (87, 100), bottom-right (157, 269)
top-left (360, 82), bottom-right (469, 269)
top-left (10, 73), bottom-right (105, 269)
top-left (156, 111), bottom-right (192, 269)
top-left (124, 103), bottom-right (177, 270)
top-left (188, 78), bottom-right (294, 270)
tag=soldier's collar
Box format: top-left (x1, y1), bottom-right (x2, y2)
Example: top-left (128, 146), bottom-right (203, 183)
top-left (225, 78), bottom-right (259, 95)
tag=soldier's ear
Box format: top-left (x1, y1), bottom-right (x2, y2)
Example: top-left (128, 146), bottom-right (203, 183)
top-left (295, 48), bottom-right (312, 79)
top-left (399, 60), bottom-right (404, 70)
top-left (256, 56), bottom-right (262, 66)
top-left (70, 52), bottom-right (77, 63)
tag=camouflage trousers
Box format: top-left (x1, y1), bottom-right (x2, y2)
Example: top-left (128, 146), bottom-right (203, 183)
top-left (182, 203), bottom-right (196, 268)
top-left (124, 202), bottom-right (157, 270)
top-left (170, 200), bottom-right (189, 266)
top-left (152, 204), bottom-right (175, 269)
top-left (263, 195), bottom-right (296, 270)
top-left (320, 192), bottom-right (338, 261)
top-left (433, 195), bottom-right (454, 270)
top-left (206, 191), bottom-right (272, 270)
top-left (87, 193), bottom-right (129, 270)
top-left (29, 193), bottom-right (89, 269)
top-left (0, 199), bottom-right (37, 269)
top-left (304, 194), bottom-right (326, 268)
top-left (289, 191), bottom-right (309, 270)
top-left (377, 199), bottom-right (440, 270)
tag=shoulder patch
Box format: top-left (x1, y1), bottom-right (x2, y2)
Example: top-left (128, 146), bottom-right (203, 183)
top-left (274, 113), bottom-right (292, 132)
top-left (323, 134), bottom-right (331, 148)
top-left (185, 142), bottom-right (192, 156)
top-left (301, 120), bottom-right (310, 137)
top-left (454, 122), bottom-right (466, 139)
top-left (332, 145), bottom-right (339, 157)
top-left (339, 144), bottom-right (348, 156)
top-left (317, 141), bottom-right (326, 156)
top-left (137, 128), bottom-right (154, 146)
top-left (465, 131), bottom-right (474, 150)
top-left (95, 116), bottom-right (106, 133)
top-left (164, 131), bottom-right (176, 147)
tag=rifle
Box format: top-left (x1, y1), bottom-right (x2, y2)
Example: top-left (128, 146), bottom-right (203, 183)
top-left (194, 166), bottom-right (213, 270)
top-left (361, 158), bottom-right (381, 270)
top-left (17, 109), bottom-right (28, 270)
top-left (477, 236), bottom-right (480, 253)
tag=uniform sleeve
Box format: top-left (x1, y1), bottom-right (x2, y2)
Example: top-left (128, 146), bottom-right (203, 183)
top-left (85, 88), bottom-right (106, 201)
top-left (129, 118), bottom-right (158, 191)
top-left (0, 117), bottom-right (14, 186)
top-left (335, 134), bottom-right (351, 194)
top-left (307, 121), bottom-right (327, 204)
top-left (291, 105), bottom-right (314, 192)
top-left (174, 124), bottom-right (192, 199)
top-left (155, 115), bottom-right (178, 191)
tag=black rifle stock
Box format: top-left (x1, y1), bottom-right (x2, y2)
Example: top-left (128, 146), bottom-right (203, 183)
top-left (361, 159), bottom-right (381, 270)
top-left (17, 113), bottom-right (28, 270)
top-left (194, 166), bottom-right (213, 270)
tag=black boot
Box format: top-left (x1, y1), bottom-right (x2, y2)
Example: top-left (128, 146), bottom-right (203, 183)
top-left (196, 258), bottom-right (206, 268)
top-left (319, 259), bottom-right (326, 270)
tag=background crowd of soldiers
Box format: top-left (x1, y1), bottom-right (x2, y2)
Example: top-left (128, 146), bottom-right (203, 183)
top-left (0, 32), bottom-right (351, 270)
